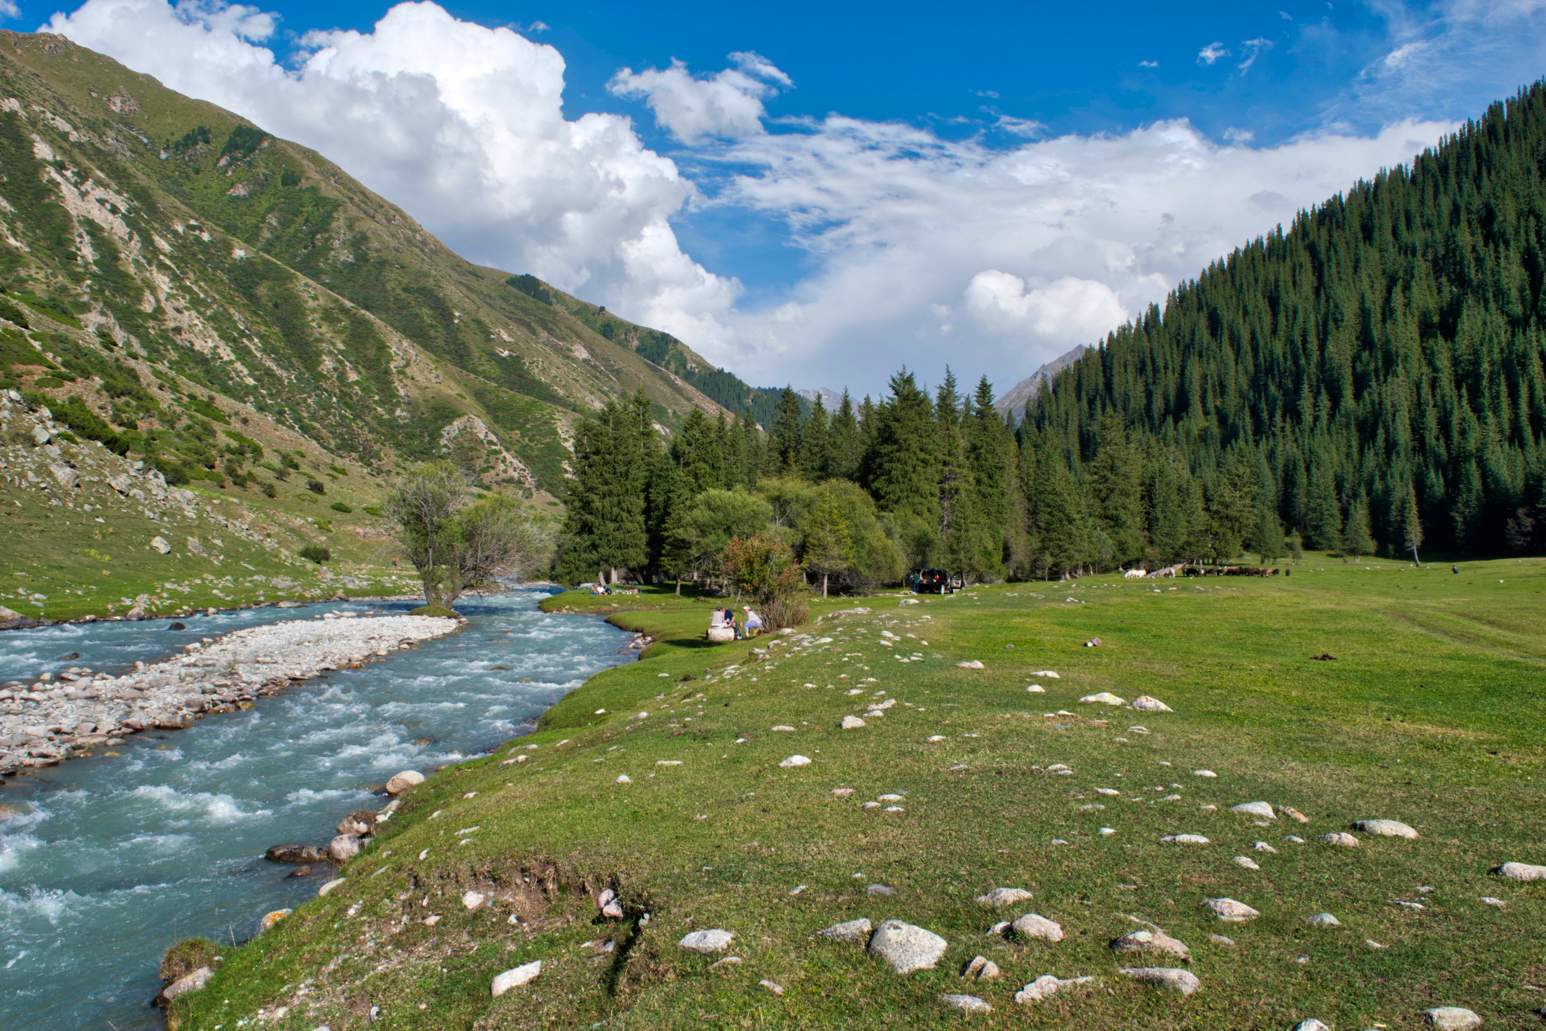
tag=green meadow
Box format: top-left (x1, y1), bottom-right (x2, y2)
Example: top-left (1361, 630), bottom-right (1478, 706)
top-left (177, 555), bottom-right (1546, 1029)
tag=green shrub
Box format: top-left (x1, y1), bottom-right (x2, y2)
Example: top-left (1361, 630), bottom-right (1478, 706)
top-left (330, 501), bottom-right (353, 513)
top-left (299, 543), bottom-right (330, 564)
top-left (362, 504), bottom-right (383, 517)
top-left (305, 479), bottom-right (325, 494)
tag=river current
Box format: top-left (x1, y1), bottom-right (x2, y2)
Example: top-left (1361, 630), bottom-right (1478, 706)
top-left (0, 587), bottom-right (630, 1029)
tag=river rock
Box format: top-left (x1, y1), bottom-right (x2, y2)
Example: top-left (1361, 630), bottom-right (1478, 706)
top-left (259, 908), bottom-right (291, 932)
top-left (490, 960), bottom-right (542, 996)
top-left (317, 878), bottom-right (346, 896)
top-left (1010, 913), bottom-right (1064, 943)
top-left (337, 810), bottom-right (378, 837)
top-left (1494, 861), bottom-right (1546, 881)
top-left (868, 919), bottom-right (947, 974)
top-left (1232, 801), bottom-right (1276, 820)
top-left (1201, 897), bottom-right (1259, 923)
top-left (265, 844), bottom-right (328, 864)
top-left (385, 770), bottom-right (425, 795)
top-left (819, 918), bottom-right (873, 944)
top-left (155, 965), bottom-right (213, 1006)
top-left (976, 887), bottom-right (1033, 908)
top-left (1110, 928), bottom-right (1190, 961)
top-left (1424, 1007), bottom-right (1482, 1029)
top-left (327, 835), bottom-right (362, 862)
top-left (1014, 974), bottom-right (1095, 1004)
top-left (1120, 966), bottom-right (1200, 995)
top-left (679, 929), bottom-right (734, 954)
top-left (1354, 819), bottom-right (1418, 839)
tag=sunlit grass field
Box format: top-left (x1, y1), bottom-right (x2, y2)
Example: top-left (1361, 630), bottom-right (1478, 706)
top-left (178, 555), bottom-right (1546, 1029)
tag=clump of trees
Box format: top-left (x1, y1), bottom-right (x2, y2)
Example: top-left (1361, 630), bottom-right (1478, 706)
top-left (387, 462), bottom-right (549, 614)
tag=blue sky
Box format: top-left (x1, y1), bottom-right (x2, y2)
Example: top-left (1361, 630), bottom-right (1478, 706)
top-left (29, 1), bottom-right (1546, 394)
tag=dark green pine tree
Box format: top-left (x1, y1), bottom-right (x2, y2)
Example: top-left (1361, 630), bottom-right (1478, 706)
top-left (800, 395), bottom-right (832, 480)
top-left (766, 387), bottom-right (804, 475)
top-left (860, 370), bottom-right (940, 565)
top-left (828, 390), bottom-right (863, 482)
top-left (1086, 414), bottom-right (1146, 567)
top-left (933, 369), bottom-right (981, 575)
top-left (1029, 443), bottom-right (1084, 578)
top-left (964, 375), bottom-right (1013, 577)
top-left (733, 409), bottom-right (764, 489)
top-left (1341, 491), bottom-right (1375, 559)
top-left (1305, 462), bottom-right (1343, 552)
top-left (554, 394), bottom-right (652, 583)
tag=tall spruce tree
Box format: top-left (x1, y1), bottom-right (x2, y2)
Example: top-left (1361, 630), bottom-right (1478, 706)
top-left (767, 387), bottom-right (804, 475)
top-left (828, 390), bottom-right (862, 481)
top-left (800, 395), bottom-right (832, 480)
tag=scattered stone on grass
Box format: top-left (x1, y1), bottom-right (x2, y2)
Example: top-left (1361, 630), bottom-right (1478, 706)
top-left (840, 716), bottom-right (866, 730)
top-left (1293, 1020), bottom-right (1330, 1031)
top-left (975, 887), bottom-right (1033, 908)
top-left (1120, 967), bottom-right (1200, 995)
top-left (779, 755), bottom-right (812, 768)
top-left (868, 919), bottom-right (947, 974)
top-left (940, 993), bottom-right (991, 1014)
top-left (1080, 692), bottom-right (1126, 706)
top-left (1161, 834), bottom-right (1210, 845)
top-left (1234, 856), bottom-right (1261, 870)
top-left (1231, 801), bottom-right (1275, 820)
top-left (1201, 898), bottom-right (1260, 923)
top-left (1009, 913), bottom-right (1064, 943)
top-left (1109, 928), bottom-right (1190, 961)
top-left (679, 929), bottom-right (734, 954)
top-left (1354, 819), bottom-right (1419, 839)
top-left (962, 955), bottom-right (1001, 980)
top-left (1321, 832), bottom-right (1359, 848)
top-left (957, 660), bottom-right (985, 669)
top-left (490, 960), bottom-right (541, 996)
top-left (1496, 861), bottom-right (1546, 881)
top-left (1307, 912), bottom-right (1341, 928)
top-left (1013, 974), bottom-right (1095, 1004)
top-left (1423, 1007), bottom-right (1482, 1030)
top-left (1130, 695), bottom-right (1173, 712)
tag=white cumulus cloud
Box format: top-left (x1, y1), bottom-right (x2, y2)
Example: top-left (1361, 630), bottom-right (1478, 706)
top-left (1197, 41), bottom-right (1228, 65)
top-left (45, 0), bottom-right (739, 353)
top-left (608, 51), bottom-right (791, 144)
top-left (964, 271), bottom-right (1127, 342)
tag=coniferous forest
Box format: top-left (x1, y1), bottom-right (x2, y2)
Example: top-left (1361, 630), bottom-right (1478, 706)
top-left (1029, 84), bottom-right (1546, 561)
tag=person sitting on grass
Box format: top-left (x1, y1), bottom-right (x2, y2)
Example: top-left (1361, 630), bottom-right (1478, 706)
top-left (743, 606), bottom-right (763, 637)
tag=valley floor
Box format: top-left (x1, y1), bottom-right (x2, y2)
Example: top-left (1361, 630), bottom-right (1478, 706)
top-left (173, 556), bottom-right (1546, 1028)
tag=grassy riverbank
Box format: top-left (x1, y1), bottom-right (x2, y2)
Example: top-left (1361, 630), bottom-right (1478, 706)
top-left (174, 556), bottom-right (1546, 1028)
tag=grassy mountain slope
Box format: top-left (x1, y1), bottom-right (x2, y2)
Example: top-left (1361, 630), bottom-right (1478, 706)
top-left (0, 32), bottom-right (789, 485)
top-left (175, 558), bottom-right (1546, 1028)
